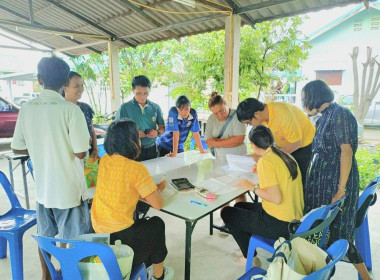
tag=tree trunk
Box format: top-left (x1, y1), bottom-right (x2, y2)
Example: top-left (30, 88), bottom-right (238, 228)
top-left (350, 46), bottom-right (380, 141)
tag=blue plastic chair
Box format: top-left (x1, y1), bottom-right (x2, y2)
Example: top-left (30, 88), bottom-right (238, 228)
top-left (26, 158), bottom-right (34, 179)
top-left (355, 177), bottom-right (379, 272)
top-left (239, 239), bottom-right (349, 280)
top-left (190, 135), bottom-right (208, 150)
top-left (32, 234), bottom-right (147, 280)
top-left (245, 198), bottom-right (343, 272)
top-left (97, 144), bottom-right (107, 158)
top-left (0, 171), bottom-right (37, 280)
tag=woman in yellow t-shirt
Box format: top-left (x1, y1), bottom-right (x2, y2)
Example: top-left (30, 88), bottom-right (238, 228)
top-left (91, 119), bottom-right (173, 280)
top-left (221, 125), bottom-right (304, 264)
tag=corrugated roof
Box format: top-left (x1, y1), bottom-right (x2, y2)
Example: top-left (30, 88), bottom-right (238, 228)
top-left (0, 0), bottom-right (364, 56)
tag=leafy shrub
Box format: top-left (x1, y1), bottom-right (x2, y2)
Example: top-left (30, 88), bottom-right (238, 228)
top-left (356, 147), bottom-right (380, 191)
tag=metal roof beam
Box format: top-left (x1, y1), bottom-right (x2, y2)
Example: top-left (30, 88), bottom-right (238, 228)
top-left (0, 24), bottom-right (52, 49)
top-left (118, 0), bottom-right (180, 40)
top-left (55, 40), bottom-right (106, 52)
top-left (44, 0), bottom-right (136, 48)
top-left (235, 0), bottom-right (297, 15)
top-left (0, 4), bottom-right (101, 54)
top-left (60, 36), bottom-right (102, 54)
top-left (0, 31), bottom-right (41, 49)
top-left (197, 0), bottom-right (231, 12)
top-left (223, 0), bottom-right (256, 27)
top-left (28, 0), bottom-right (34, 23)
top-left (119, 14), bottom-right (225, 39)
top-left (0, 20), bottom-right (109, 39)
top-left (0, 44), bottom-right (50, 52)
top-left (0, 24), bottom-right (83, 56)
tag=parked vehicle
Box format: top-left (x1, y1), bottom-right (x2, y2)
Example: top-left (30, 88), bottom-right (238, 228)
top-left (93, 111), bottom-right (116, 138)
top-left (13, 92), bottom-right (39, 106)
top-left (0, 96), bottom-right (19, 138)
top-left (336, 94), bottom-right (380, 125)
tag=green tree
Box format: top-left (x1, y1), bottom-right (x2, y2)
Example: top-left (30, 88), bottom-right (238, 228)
top-left (70, 15), bottom-right (310, 115)
top-left (170, 16), bottom-right (310, 109)
top-left (239, 16), bottom-right (310, 99)
top-left (70, 53), bottom-right (109, 116)
top-left (119, 41), bottom-right (177, 100)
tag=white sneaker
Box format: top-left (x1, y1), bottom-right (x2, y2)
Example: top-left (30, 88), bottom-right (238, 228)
top-left (147, 266), bottom-right (174, 280)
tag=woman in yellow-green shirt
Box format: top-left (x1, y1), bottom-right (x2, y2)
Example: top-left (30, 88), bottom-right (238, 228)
top-left (221, 125), bottom-right (304, 261)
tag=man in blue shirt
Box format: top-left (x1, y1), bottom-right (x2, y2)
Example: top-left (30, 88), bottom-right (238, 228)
top-left (157, 95), bottom-right (207, 157)
top-left (116, 75), bottom-right (165, 161)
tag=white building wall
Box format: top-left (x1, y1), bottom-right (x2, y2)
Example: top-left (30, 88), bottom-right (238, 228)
top-left (299, 7), bottom-right (380, 103)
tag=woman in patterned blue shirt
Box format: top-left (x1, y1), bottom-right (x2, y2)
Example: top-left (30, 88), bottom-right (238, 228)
top-left (64, 71), bottom-right (98, 158)
top-left (302, 80), bottom-right (371, 280)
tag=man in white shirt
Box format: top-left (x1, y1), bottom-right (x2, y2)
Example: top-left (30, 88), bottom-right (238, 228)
top-left (11, 56), bottom-right (91, 280)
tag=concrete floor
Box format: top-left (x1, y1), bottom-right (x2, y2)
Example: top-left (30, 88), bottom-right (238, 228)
top-left (0, 149), bottom-right (379, 279)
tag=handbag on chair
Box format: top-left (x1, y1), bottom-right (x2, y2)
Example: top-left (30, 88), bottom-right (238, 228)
top-left (251, 237), bottom-right (330, 280)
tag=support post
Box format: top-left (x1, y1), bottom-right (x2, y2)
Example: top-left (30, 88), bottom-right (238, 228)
top-left (108, 41), bottom-right (121, 112)
top-left (224, 15), bottom-right (241, 109)
top-left (8, 80), bottom-right (13, 101)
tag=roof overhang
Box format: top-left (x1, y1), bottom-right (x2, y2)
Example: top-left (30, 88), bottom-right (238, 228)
top-left (0, 0), bottom-right (368, 56)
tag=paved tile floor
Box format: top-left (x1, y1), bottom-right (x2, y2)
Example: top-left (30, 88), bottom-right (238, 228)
top-left (0, 155), bottom-right (379, 280)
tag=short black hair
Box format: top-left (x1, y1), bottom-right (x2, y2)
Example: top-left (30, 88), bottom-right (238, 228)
top-left (236, 98), bottom-right (265, 122)
top-left (302, 80), bottom-right (334, 111)
top-left (132, 75), bottom-right (151, 89)
top-left (37, 56), bottom-right (70, 90)
top-left (67, 71), bottom-right (82, 84)
top-left (104, 119), bottom-right (141, 160)
top-left (62, 71), bottom-right (82, 97)
top-left (176, 95), bottom-right (191, 109)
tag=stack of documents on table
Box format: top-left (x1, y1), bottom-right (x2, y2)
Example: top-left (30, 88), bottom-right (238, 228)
top-left (197, 173), bottom-right (257, 195)
top-left (226, 154), bottom-right (256, 173)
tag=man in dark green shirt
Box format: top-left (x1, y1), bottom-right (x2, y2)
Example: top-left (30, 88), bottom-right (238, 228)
top-left (116, 75), bottom-right (165, 161)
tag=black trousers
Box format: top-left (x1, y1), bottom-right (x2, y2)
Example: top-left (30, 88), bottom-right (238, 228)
top-left (158, 146), bottom-right (171, 157)
top-left (291, 143), bottom-right (312, 187)
top-left (136, 144), bottom-right (158, 162)
top-left (110, 217), bottom-right (168, 269)
top-left (221, 202), bottom-right (289, 258)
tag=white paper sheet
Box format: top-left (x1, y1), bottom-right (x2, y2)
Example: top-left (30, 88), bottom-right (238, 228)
top-left (160, 184), bottom-right (178, 201)
top-left (196, 172), bottom-right (259, 195)
top-left (226, 154), bottom-right (256, 173)
top-left (196, 178), bottom-right (233, 195)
